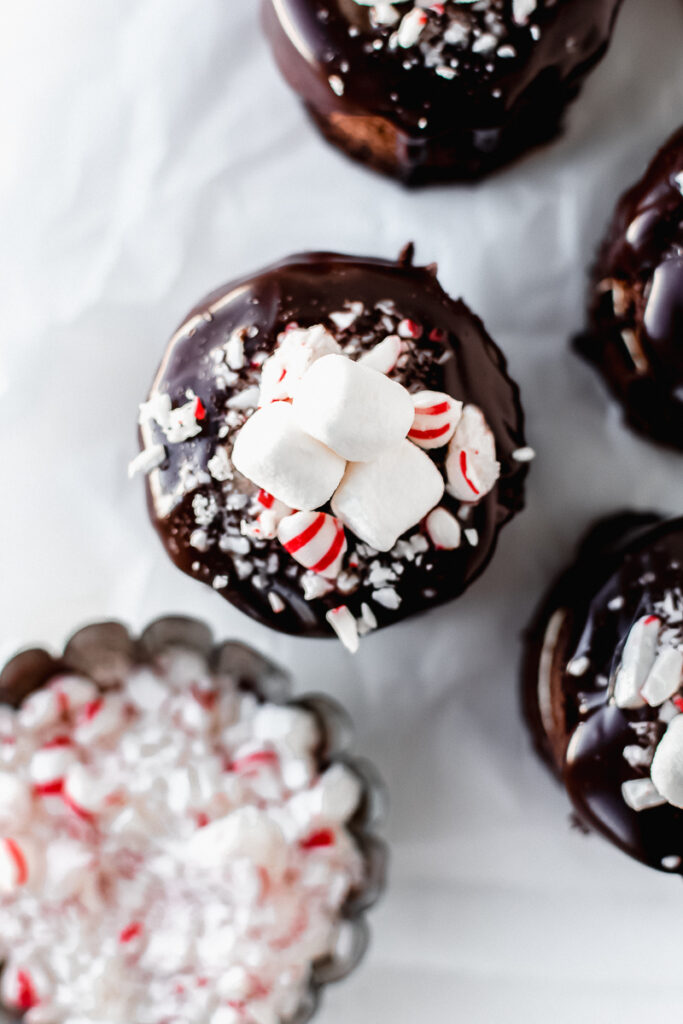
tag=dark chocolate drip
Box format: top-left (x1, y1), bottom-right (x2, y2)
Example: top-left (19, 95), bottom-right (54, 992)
top-left (524, 513), bottom-right (683, 874)
top-left (262, 0), bottom-right (623, 183)
top-left (140, 251), bottom-right (527, 640)
top-left (577, 126), bottom-right (683, 449)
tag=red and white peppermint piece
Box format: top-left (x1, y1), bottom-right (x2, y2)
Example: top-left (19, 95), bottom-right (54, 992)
top-left (30, 741), bottom-right (77, 791)
top-left (613, 615), bottom-right (660, 709)
top-left (445, 404), bottom-right (500, 502)
top-left (278, 512), bottom-right (347, 580)
top-left (50, 675), bottom-right (98, 715)
top-left (640, 645), bottom-right (683, 707)
top-left (0, 774), bottom-right (31, 826)
top-left (652, 716), bottom-right (683, 808)
top-left (1, 961), bottom-right (46, 1011)
top-left (409, 391), bottom-right (462, 450)
top-left (73, 694), bottom-right (126, 745)
top-left (325, 606), bottom-right (360, 654)
top-left (358, 335), bottom-right (403, 374)
top-left (397, 7), bottom-right (427, 47)
top-left (259, 324), bottom-right (341, 404)
top-left (0, 837), bottom-right (38, 892)
top-left (425, 507), bottom-right (462, 550)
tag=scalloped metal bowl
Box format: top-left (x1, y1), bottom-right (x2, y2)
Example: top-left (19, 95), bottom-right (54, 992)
top-left (0, 616), bottom-right (388, 1024)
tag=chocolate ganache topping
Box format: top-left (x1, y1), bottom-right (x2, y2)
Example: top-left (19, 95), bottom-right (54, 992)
top-left (134, 250), bottom-right (528, 648)
top-left (577, 126), bottom-right (683, 450)
top-left (263, 0), bottom-right (624, 184)
top-left (524, 513), bottom-right (683, 874)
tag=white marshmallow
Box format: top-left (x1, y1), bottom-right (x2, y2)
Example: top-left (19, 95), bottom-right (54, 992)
top-left (641, 646), bottom-right (683, 707)
top-left (293, 354), bottom-right (414, 462)
top-left (613, 616), bottom-right (660, 709)
top-left (232, 402), bottom-right (346, 511)
top-left (445, 404), bottom-right (500, 502)
top-left (259, 324), bottom-right (341, 404)
top-left (651, 715), bottom-right (683, 808)
top-left (408, 391), bottom-right (462, 450)
top-left (0, 773), bottom-right (32, 826)
top-left (278, 511), bottom-right (347, 579)
top-left (425, 507), bottom-right (462, 550)
top-left (358, 335), bottom-right (403, 374)
top-left (332, 440), bottom-right (445, 551)
top-left (188, 807), bottom-right (288, 877)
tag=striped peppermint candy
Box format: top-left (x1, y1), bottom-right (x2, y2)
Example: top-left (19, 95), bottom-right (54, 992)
top-left (408, 391), bottom-right (462, 450)
top-left (277, 512), bottom-right (347, 579)
top-left (445, 404), bottom-right (500, 502)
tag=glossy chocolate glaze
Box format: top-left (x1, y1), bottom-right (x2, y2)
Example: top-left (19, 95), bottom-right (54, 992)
top-left (577, 126), bottom-right (683, 449)
top-left (523, 512), bottom-right (683, 874)
top-left (263, 0), bottom-right (623, 184)
top-left (140, 250), bottom-right (527, 640)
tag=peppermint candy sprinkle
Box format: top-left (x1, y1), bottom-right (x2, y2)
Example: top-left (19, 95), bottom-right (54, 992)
top-left (0, 651), bottom-right (365, 1024)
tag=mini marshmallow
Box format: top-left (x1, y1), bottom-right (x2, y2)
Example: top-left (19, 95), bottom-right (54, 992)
top-left (651, 715), bottom-right (683, 808)
top-left (613, 615), bottom-right (660, 709)
top-left (293, 354), bottom-right (414, 462)
top-left (425, 507), bottom-right (462, 550)
top-left (232, 402), bottom-right (346, 511)
top-left (408, 391), bottom-right (462, 449)
top-left (641, 645), bottom-right (683, 707)
top-left (259, 324), bottom-right (341, 404)
top-left (358, 335), bottom-right (403, 374)
top-left (332, 440), bottom-right (445, 551)
top-left (445, 404), bottom-right (500, 501)
top-left (278, 511), bottom-right (347, 579)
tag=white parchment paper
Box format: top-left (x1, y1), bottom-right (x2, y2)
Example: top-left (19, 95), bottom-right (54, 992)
top-left (1, 2), bottom-right (683, 1021)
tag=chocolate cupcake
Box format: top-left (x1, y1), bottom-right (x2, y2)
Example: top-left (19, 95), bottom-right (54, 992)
top-left (0, 617), bottom-right (386, 1023)
top-left (576, 126), bottom-right (683, 450)
top-left (132, 249), bottom-right (529, 650)
top-left (262, 0), bottom-right (624, 185)
top-left (523, 512), bottom-right (683, 874)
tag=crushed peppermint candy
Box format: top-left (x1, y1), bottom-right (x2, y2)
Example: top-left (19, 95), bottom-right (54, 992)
top-left (0, 647), bottom-right (367, 1024)
top-left (349, 0), bottom-right (543, 82)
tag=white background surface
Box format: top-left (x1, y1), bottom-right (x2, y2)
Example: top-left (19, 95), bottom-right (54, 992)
top-left (1, 2), bottom-right (683, 1021)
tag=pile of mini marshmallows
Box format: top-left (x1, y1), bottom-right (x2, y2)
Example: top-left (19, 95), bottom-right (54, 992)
top-left (231, 323), bottom-right (499, 592)
top-left (586, 602), bottom-right (683, 814)
top-left (0, 650), bottom-right (365, 1024)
